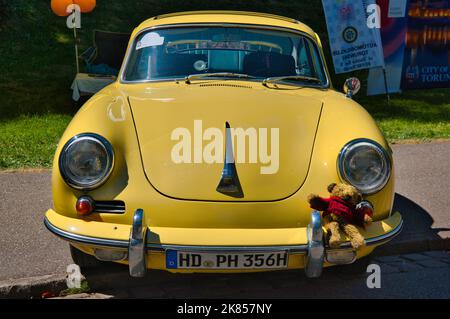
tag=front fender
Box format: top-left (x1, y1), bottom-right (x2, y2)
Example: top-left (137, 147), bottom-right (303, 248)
top-left (51, 83), bottom-right (146, 226)
top-left (305, 90), bottom-right (395, 221)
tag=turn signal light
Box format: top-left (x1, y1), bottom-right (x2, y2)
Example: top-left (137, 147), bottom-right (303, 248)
top-left (94, 249), bottom-right (127, 261)
top-left (76, 196), bottom-right (95, 215)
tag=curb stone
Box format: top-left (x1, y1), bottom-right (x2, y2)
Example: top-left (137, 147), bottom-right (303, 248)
top-left (0, 270), bottom-right (120, 299)
top-left (0, 274), bottom-right (67, 299)
top-left (52, 293), bottom-right (114, 299)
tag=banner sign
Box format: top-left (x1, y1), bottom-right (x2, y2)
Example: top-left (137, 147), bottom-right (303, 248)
top-left (367, 0), bottom-right (409, 95)
top-left (322, 0), bottom-right (385, 74)
top-left (369, 0), bottom-right (450, 94)
top-left (402, 0), bottom-right (450, 89)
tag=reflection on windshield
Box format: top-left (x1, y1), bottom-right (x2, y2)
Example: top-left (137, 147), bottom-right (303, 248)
top-left (123, 26), bottom-right (327, 85)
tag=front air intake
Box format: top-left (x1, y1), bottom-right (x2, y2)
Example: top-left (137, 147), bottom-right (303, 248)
top-left (93, 200), bottom-right (126, 214)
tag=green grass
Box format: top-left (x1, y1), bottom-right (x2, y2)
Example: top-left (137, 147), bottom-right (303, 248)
top-left (0, 1), bottom-right (448, 169)
top-left (357, 88), bottom-right (450, 141)
top-left (0, 115), bottom-right (71, 169)
top-left (58, 280), bottom-right (90, 297)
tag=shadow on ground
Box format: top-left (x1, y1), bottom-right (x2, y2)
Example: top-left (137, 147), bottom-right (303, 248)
top-left (82, 261), bottom-right (375, 299)
top-left (380, 193), bottom-right (450, 255)
top-left (78, 193), bottom-right (449, 298)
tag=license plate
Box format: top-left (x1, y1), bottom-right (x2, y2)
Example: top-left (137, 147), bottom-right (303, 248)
top-left (166, 250), bottom-right (288, 269)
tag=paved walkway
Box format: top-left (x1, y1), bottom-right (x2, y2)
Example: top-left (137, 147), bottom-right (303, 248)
top-left (0, 141), bottom-right (449, 281)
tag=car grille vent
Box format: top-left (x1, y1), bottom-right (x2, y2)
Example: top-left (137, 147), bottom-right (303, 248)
top-left (199, 83), bottom-right (252, 89)
top-left (94, 200), bottom-right (125, 214)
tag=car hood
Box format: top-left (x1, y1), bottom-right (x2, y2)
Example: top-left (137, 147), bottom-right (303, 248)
top-left (126, 82), bottom-right (322, 201)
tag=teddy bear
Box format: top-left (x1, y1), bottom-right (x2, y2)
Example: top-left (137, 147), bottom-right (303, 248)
top-left (307, 183), bottom-right (373, 249)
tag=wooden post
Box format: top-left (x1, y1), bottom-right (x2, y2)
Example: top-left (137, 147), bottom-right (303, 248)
top-left (73, 22), bottom-right (80, 74)
top-left (382, 68), bottom-right (390, 104)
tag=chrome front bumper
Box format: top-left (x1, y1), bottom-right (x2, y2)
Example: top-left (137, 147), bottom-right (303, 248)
top-left (305, 211), bottom-right (325, 278)
top-left (128, 209), bottom-right (146, 277)
top-left (44, 209), bottom-right (403, 278)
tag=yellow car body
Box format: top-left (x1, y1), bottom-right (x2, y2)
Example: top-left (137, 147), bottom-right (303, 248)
top-left (44, 11), bottom-right (402, 277)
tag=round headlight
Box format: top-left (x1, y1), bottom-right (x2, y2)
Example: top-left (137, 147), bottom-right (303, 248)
top-left (338, 139), bottom-right (391, 195)
top-left (59, 133), bottom-right (114, 190)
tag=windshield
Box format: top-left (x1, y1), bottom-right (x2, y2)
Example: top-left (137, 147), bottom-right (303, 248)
top-left (123, 26), bottom-right (327, 85)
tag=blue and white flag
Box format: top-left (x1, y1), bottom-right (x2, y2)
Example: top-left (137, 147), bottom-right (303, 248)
top-left (322, 0), bottom-right (385, 74)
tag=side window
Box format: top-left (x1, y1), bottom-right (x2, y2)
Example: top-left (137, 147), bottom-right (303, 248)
top-left (124, 46), bottom-right (152, 81)
top-left (135, 48), bottom-right (152, 80)
top-left (295, 37), bottom-right (326, 83)
top-left (297, 38), bottom-right (313, 77)
top-left (304, 38), bottom-right (326, 82)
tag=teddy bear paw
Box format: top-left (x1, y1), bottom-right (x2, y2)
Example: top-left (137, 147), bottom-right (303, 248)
top-left (328, 234), bottom-right (342, 248)
top-left (364, 214), bottom-right (373, 225)
top-left (350, 235), bottom-right (365, 250)
top-left (307, 194), bottom-right (319, 202)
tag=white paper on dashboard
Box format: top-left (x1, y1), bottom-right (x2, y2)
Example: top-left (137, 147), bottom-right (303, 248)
top-left (136, 32), bottom-right (165, 50)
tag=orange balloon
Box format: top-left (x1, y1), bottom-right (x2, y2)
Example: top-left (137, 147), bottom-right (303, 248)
top-left (51, 0), bottom-right (74, 17)
top-left (73, 0), bottom-right (96, 13)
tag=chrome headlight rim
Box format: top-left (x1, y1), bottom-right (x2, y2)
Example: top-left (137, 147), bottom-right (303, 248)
top-left (59, 133), bottom-right (114, 191)
top-left (337, 138), bottom-right (392, 195)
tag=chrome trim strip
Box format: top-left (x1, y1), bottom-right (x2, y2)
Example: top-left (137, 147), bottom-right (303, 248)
top-left (44, 215), bottom-right (403, 253)
top-left (366, 218), bottom-right (403, 245)
top-left (216, 122), bottom-right (244, 198)
top-left (152, 11), bottom-right (302, 24)
top-left (146, 243), bottom-right (308, 253)
top-left (119, 23), bottom-right (331, 89)
top-left (304, 211), bottom-right (324, 278)
top-left (337, 218), bottom-right (404, 249)
top-left (44, 216), bottom-right (308, 252)
top-left (128, 209), bottom-right (147, 277)
top-left (44, 217), bottom-right (129, 248)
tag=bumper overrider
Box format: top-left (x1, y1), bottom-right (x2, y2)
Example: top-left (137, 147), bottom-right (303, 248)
top-left (44, 209), bottom-right (403, 278)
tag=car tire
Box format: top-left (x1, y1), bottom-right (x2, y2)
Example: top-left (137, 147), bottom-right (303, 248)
top-left (70, 245), bottom-right (103, 269)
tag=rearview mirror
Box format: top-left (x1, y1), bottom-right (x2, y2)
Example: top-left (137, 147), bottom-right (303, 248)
top-left (343, 77), bottom-right (361, 98)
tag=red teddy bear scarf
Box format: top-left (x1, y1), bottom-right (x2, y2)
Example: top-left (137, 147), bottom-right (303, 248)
top-left (309, 196), bottom-right (369, 227)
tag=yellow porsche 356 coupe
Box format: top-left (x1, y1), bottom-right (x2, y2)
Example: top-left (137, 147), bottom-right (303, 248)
top-left (44, 11), bottom-right (402, 278)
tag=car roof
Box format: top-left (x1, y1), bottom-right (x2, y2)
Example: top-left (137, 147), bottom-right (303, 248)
top-left (132, 11), bottom-right (316, 37)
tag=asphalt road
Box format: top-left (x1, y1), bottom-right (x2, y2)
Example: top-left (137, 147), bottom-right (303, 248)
top-left (85, 251), bottom-right (450, 299)
top-left (0, 141), bottom-right (449, 283)
top-left (0, 171), bottom-right (71, 281)
top-left (393, 141), bottom-right (450, 239)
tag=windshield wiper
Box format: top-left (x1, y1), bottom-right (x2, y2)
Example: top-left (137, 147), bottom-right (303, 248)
top-left (184, 72), bottom-right (255, 84)
top-left (262, 75), bottom-right (322, 87)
